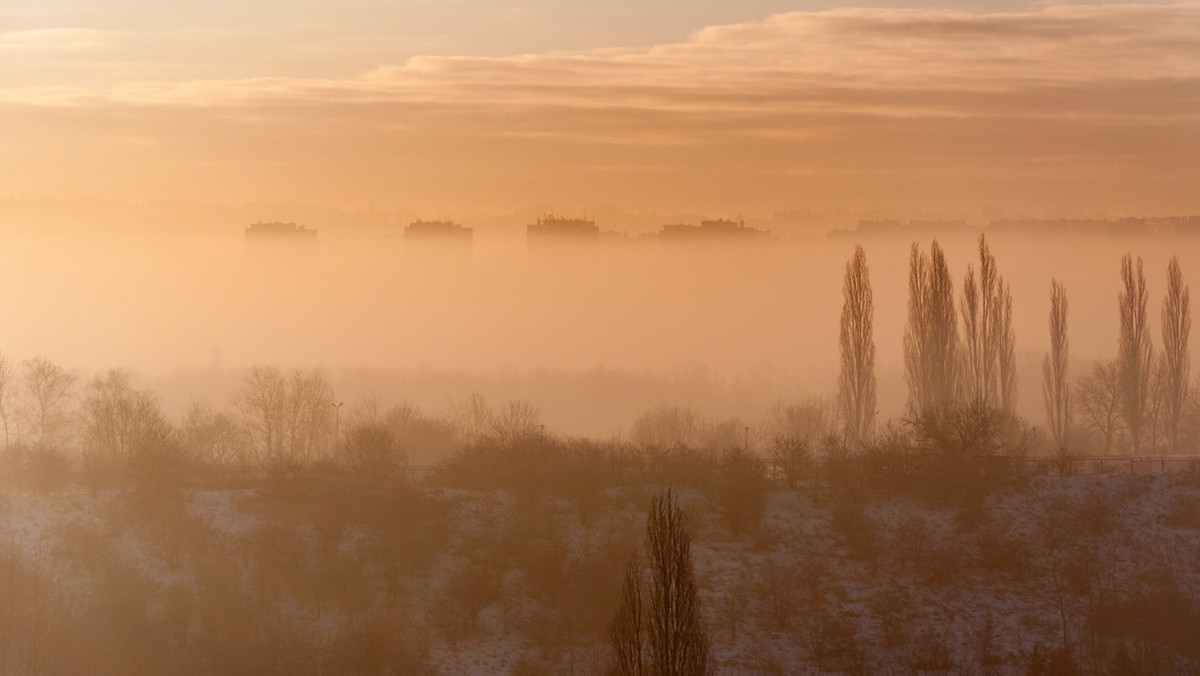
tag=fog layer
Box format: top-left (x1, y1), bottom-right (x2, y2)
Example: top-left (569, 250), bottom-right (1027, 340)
top-left (0, 223), bottom-right (1192, 436)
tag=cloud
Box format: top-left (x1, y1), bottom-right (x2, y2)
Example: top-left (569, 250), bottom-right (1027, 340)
top-left (1, 3), bottom-right (1197, 211)
top-left (4, 3), bottom-right (1196, 110)
top-left (0, 28), bottom-right (114, 53)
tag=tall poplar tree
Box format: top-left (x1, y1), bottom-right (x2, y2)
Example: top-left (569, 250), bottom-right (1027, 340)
top-left (904, 240), bottom-right (959, 416)
top-left (1160, 257), bottom-right (1191, 453)
top-left (838, 245), bottom-right (876, 446)
top-left (1043, 280), bottom-right (1071, 452)
top-left (1118, 254), bottom-right (1153, 454)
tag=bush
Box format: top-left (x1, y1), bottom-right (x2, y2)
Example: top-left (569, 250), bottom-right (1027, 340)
top-left (868, 585), bottom-right (915, 649)
top-left (445, 563), bottom-right (503, 631)
top-left (710, 447), bottom-right (768, 536)
top-left (22, 444), bottom-right (74, 491)
top-left (978, 514), bottom-right (1033, 580)
top-left (830, 498), bottom-right (879, 564)
top-left (769, 434), bottom-right (812, 489)
top-left (340, 423), bottom-right (405, 478)
top-left (1164, 492), bottom-right (1200, 530)
top-left (756, 559), bottom-right (800, 630)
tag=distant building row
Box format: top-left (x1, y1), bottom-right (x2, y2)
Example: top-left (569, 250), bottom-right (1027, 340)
top-left (526, 215), bottom-right (775, 242)
top-left (244, 221), bottom-right (317, 241)
top-left (245, 215), bottom-right (775, 244)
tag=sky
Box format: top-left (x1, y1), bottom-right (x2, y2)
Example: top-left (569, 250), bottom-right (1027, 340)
top-left (1, 1), bottom-right (1198, 215)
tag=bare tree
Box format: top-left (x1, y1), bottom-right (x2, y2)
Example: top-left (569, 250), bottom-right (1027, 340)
top-left (905, 243), bottom-right (931, 414)
top-left (645, 489), bottom-right (710, 676)
top-left (1043, 281), bottom-right (1071, 453)
top-left (340, 423), bottom-right (405, 478)
top-left (181, 402), bottom-right (248, 467)
top-left (632, 404), bottom-right (700, 449)
top-left (19, 357), bottom-right (76, 448)
top-left (610, 553), bottom-right (646, 676)
top-left (235, 365), bottom-right (288, 465)
top-left (998, 283), bottom-right (1017, 417)
top-left (450, 392), bottom-right (492, 446)
top-left (838, 245), bottom-right (876, 447)
top-left (0, 354), bottom-right (13, 448)
top-left (490, 399), bottom-right (541, 444)
top-left (612, 489), bottom-right (710, 676)
top-left (1118, 254), bottom-right (1154, 454)
top-left (284, 369), bottom-right (335, 463)
top-left (1075, 359), bottom-right (1124, 454)
top-left (962, 235), bottom-right (1000, 408)
top-left (766, 398), bottom-right (835, 448)
top-left (79, 370), bottom-right (176, 468)
top-left (1160, 257), bottom-right (1191, 453)
top-left (904, 241), bottom-right (959, 416)
top-left (961, 236), bottom-right (1016, 417)
top-left (378, 402), bottom-right (458, 465)
top-left (234, 365), bottom-right (334, 467)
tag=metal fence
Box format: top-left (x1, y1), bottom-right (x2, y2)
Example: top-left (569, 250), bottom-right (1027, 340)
top-left (1011, 454), bottom-right (1200, 477)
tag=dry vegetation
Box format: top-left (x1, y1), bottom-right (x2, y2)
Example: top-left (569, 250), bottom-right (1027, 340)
top-left (3, 420), bottom-right (1200, 674)
top-left (0, 240), bottom-right (1197, 674)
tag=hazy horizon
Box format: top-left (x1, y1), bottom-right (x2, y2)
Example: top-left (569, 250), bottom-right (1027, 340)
top-left (0, 223), bottom-right (1193, 438)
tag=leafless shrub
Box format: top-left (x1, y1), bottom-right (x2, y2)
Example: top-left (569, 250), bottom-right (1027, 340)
top-left (181, 402), bottom-right (250, 468)
top-left (768, 434), bottom-right (812, 489)
top-left (802, 602), bottom-right (862, 672)
top-left (974, 613), bottom-right (1005, 673)
top-left (709, 446), bottom-right (768, 536)
top-left (12, 443), bottom-right (74, 491)
top-left (340, 422), bottom-right (405, 478)
top-left (978, 513), bottom-right (1033, 581)
top-left (322, 609), bottom-right (431, 675)
top-left (831, 498), bottom-right (879, 564)
top-left (766, 398), bottom-right (837, 450)
top-left (1164, 492), bottom-right (1200, 529)
top-left (909, 626), bottom-right (958, 673)
top-left (868, 585), bottom-right (915, 650)
top-left (446, 563), bottom-right (503, 632)
top-left (756, 559), bottom-right (800, 631)
top-left (491, 399), bottom-right (542, 445)
top-left (632, 404), bottom-right (700, 450)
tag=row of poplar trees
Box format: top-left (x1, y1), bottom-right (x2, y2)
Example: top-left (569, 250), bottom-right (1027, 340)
top-left (837, 237), bottom-right (1192, 454)
top-left (1045, 255), bottom-right (1192, 455)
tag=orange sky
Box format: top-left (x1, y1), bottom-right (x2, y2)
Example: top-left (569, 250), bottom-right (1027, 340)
top-left (2, 2), bottom-right (1198, 215)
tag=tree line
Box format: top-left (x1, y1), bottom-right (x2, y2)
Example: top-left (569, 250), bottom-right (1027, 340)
top-left (837, 237), bottom-right (1194, 456)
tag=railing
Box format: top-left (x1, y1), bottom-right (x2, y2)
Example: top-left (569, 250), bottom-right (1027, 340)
top-left (1013, 454), bottom-right (1200, 477)
top-left (763, 452), bottom-right (1200, 488)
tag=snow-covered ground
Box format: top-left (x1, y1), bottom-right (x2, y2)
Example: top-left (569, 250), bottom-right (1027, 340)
top-left (1, 472), bottom-right (1198, 674)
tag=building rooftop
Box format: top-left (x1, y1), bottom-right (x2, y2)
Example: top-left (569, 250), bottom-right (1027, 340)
top-left (405, 219), bottom-right (473, 239)
top-left (527, 214), bottom-right (599, 239)
top-left (244, 221), bottom-right (317, 240)
top-left (658, 218), bottom-right (775, 241)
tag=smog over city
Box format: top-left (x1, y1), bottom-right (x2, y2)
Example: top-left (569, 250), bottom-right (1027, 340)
top-left (1, 1), bottom-right (1198, 674)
